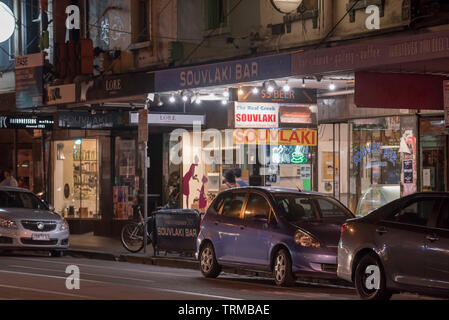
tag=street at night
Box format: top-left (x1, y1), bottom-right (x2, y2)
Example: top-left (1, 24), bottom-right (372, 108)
top-left (2, 0), bottom-right (449, 314)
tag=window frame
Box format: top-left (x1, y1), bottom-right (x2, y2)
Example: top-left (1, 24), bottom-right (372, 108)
top-left (243, 191), bottom-right (275, 224)
top-left (382, 196), bottom-right (443, 228)
top-left (218, 191), bottom-right (248, 220)
top-left (312, 196), bottom-right (354, 220)
top-left (274, 193), bottom-right (317, 222)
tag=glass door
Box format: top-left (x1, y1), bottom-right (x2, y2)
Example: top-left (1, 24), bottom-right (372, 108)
top-left (420, 117), bottom-right (447, 192)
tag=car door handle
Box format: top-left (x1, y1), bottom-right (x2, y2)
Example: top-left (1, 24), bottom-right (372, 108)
top-left (376, 227), bottom-right (388, 234)
top-left (426, 234), bottom-right (440, 242)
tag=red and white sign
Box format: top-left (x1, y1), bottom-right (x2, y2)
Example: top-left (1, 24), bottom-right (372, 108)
top-left (235, 102), bottom-right (279, 128)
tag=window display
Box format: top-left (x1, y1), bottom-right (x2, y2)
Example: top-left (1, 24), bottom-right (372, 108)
top-left (53, 139), bottom-right (100, 219)
top-left (114, 138), bottom-right (138, 220)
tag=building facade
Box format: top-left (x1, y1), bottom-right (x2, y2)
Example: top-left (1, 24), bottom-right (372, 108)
top-left (1, 0), bottom-right (449, 238)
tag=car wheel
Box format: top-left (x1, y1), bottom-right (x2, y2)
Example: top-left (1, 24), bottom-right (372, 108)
top-left (50, 250), bottom-right (64, 258)
top-left (273, 249), bottom-right (295, 287)
top-left (199, 242), bottom-right (221, 278)
top-left (354, 253), bottom-right (392, 300)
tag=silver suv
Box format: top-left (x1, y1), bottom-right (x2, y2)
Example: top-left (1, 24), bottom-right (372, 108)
top-left (0, 187), bottom-right (69, 256)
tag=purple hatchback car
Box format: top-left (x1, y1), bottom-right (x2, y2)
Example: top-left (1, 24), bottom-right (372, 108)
top-left (196, 187), bottom-right (354, 286)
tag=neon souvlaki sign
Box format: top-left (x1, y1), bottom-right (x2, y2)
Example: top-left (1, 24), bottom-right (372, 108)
top-left (353, 142), bottom-right (397, 166)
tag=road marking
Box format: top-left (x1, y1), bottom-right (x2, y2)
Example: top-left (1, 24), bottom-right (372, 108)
top-left (0, 269), bottom-right (239, 300)
top-left (0, 283), bottom-right (94, 299)
top-left (9, 265), bottom-right (155, 284)
top-left (6, 256), bottom-right (197, 277)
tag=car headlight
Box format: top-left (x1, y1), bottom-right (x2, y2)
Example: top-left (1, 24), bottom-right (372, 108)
top-left (0, 217), bottom-right (18, 229)
top-left (59, 219), bottom-right (69, 231)
top-left (294, 230), bottom-right (320, 248)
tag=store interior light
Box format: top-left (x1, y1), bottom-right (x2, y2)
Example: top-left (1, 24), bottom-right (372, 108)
top-left (221, 100), bottom-right (227, 105)
top-left (283, 83), bottom-right (290, 91)
top-left (169, 95), bottom-right (176, 103)
top-left (223, 90), bottom-right (229, 98)
top-left (268, 85), bottom-right (274, 93)
top-left (182, 95), bottom-right (188, 102)
top-left (195, 96), bottom-right (202, 104)
top-left (252, 87), bottom-right (259, 94)
top-left (238, 88), bottom-right (244, 95)
top-left (329, 83), bottom-right (336, 91)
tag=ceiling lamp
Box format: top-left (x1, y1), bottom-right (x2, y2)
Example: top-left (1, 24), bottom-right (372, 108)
top-left (329, 83), bottom-right (336, 91)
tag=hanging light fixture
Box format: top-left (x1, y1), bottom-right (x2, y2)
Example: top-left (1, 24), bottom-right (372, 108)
top-left (329, 83), bottom-right (336, 91)
top-left (252, 87), bottom-right (259, 94)
top-left (169, 95), bottom-right (176, 103)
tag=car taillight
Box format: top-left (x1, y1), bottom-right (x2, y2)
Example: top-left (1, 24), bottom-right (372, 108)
top-left (341, 223), bottom-right (348, 235)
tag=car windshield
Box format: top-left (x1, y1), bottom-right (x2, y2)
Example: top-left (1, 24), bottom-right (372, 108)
top-left (0, 191), bottom-right (48, 210)
top-left (275, 194), bottom-right (352, 222)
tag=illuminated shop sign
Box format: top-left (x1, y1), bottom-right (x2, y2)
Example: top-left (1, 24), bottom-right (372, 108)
top-left (234, 129), bottom-right (317, 146)
top-left (155, 54), bottom-right (291, 92)
top-left (235, 103), bottom-right (279, 128)
top-left (271, 145), bottom-right (311, 164)
top-left (231, 87), bottom-right (317, 104)
top-left (0, 115), bottom-right (54, 130)
top-left (353, 142), bottom-right (397, 165)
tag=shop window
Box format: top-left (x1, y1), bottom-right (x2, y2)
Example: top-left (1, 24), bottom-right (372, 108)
top-left (53, 139), bottom-right (99, 219)
top-left (350, 117), bottom-right (402, 215)
top-left (114, 138), bottom-right (137, 220)
top-left (420, 118), bottom-right (446, 192)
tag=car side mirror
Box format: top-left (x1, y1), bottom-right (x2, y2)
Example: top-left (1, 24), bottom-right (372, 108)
top-left (48, 204), bottom-right (55, 212)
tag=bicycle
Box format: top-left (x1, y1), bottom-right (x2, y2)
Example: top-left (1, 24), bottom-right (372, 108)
top-left (120, 205), bottom-right (153, 253)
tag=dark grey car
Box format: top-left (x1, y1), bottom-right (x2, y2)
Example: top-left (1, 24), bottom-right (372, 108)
top-left (338, 192), bottom-right (449, 300)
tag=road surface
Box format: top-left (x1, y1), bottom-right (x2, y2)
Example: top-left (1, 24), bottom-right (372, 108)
top-left (0, 253), bottom-right (439, 300)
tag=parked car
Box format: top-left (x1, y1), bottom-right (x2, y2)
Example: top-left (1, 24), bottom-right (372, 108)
top-left (196, 187), bottom-right (354, 286)
top-left (0, 186), bottom-right (69, 256)
top-left (338, 192), bottom-right (449, 300)
top-left (355, 184), bottom-right (400, 217)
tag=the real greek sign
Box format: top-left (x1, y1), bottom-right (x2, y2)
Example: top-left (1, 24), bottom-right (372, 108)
top-left (235, 103), bottom-right (279, 129)
top-left (353, 142), bottom-right (397, 165)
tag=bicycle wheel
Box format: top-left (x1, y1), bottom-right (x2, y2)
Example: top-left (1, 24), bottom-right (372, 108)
top-left (121, 222), bottom-right (145, 253)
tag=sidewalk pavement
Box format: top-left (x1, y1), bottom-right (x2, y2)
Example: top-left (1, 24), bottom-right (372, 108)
top-left (67, 233), bottom-right (199, 270)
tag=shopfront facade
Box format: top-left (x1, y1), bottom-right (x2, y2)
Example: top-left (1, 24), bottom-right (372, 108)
top-left (152, 53), bottom-right (321, 212)
top-left (0, 114), bottom-right (53, 194)
top-left (317, 93), bottom-right (448, 216)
